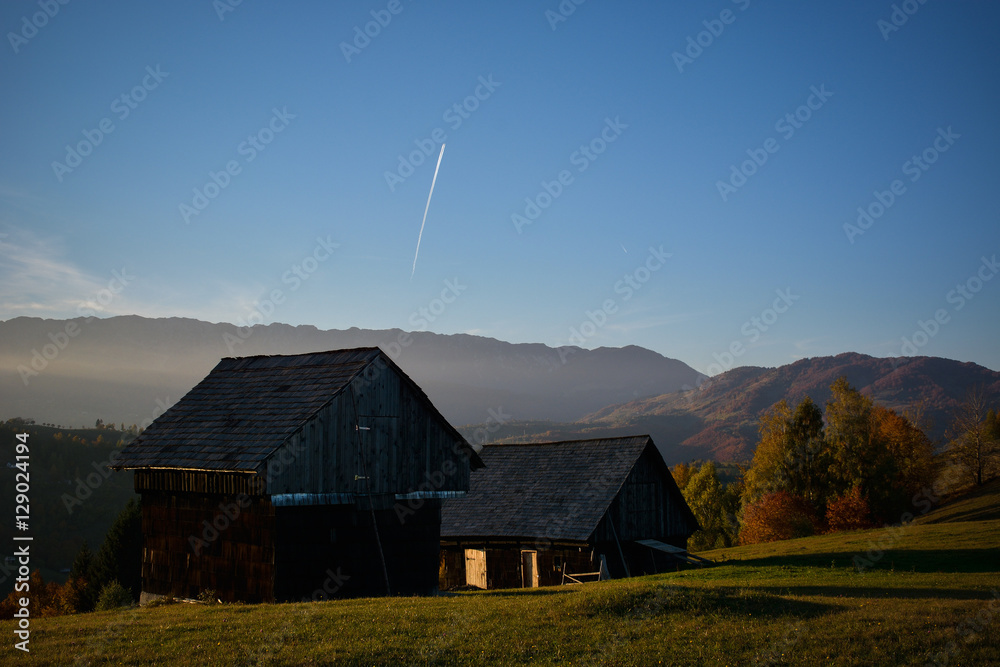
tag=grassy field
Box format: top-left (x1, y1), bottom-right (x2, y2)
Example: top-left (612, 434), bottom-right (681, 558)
top-left (4, 482), bottom-right (999, 666)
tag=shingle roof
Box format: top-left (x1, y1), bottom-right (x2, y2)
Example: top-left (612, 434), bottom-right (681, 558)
top-left (440, 435), bottom-right (656, 542)
top-left (113, 347), bottom-right (472, 472)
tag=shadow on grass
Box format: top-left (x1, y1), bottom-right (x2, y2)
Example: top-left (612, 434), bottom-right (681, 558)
top-left (921, 507), bottom-right (1000, 523)
top-left (752, 586), bottom-right (999, 600)
top-left (582, 585), bottom-right (834, 620)
top-left (919, 478), bottom-right (1000, 524)
top-left (720, 549), bottom-right (1000, 573)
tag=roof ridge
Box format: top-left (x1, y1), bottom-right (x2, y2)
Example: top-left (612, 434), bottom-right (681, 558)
top-left (220, 346), bottom-right (381, 362)
top-left (114, 345), bottom-right (482, 473)
top-left (259, 351), bottom-right (382, 460)
top-left (483, 434), bottom-right (651, 447)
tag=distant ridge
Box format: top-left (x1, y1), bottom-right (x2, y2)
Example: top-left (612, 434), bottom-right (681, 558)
top-left (573, 352), bottom-right (1000, 462)
top-left (2, 318), bottom-right (996, 466)
top-left (0, 315), bottom-right (704, 429)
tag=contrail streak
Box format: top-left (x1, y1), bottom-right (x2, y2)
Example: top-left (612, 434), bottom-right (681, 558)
top-left (411, 143), bottom-right (446, 280)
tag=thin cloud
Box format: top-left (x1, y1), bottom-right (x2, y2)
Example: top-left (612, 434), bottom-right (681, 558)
top-left (0, 230), bottom-right (128, 318)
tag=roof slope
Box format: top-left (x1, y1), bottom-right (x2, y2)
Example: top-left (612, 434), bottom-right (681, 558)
top-left (114, 347), bottom-right (474, 472)
top-left (440, 435), bottom-right (655, 542)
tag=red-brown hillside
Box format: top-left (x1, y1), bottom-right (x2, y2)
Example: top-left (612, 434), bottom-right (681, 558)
top-left (580, 353), bottom-right (1000, 463)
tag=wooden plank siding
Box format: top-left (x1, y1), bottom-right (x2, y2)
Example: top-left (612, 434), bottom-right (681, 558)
top-left (138, 475), bottom-right (445, 603)
top-left (135, 470), bottom-right (264, 496)
top-left (591, 443), bottom-right (693, 544)
top-left (140, 490), bottom-right (276, 603)
top-left (266, 361), bottom-right (471, 497)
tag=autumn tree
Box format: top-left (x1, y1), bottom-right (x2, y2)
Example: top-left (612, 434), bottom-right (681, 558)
top-left (739, 491), bottom-right (820, 545)
top-left (947, 387), bottom-right (1000, 486)
top-left (871, 404), bottom-right (935, 507)
top-left (69, 542), bottom-right (97, 612)
top-left (0, 507), bottom-right (143, 619)
top-left (783, 397), bottom-right (830, 505)
top-left (988, 409), bottom-right (1000, 456)
top-left (824, 377), bottom-right (901, 518)
top-left (825, 486), bottom-right (873, 532)
top-left (742, 400), bottom-right (793, 506)
top-left (671, 461), bottom-right (694, 492)
top-left (742, 377), bottom-right (937, 532)
top-left (826, 377), bottom-right (875, 486)
top-left (682, 461), bottom-right (737, 550)
top-left (743, 396), bottom-right (831, 512)
top-left (0, 571), bottom-right (62, 619)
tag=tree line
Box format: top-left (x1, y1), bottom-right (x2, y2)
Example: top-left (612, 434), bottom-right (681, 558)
top-left (675, 377), bottom-right (1000, 549)
top-left (0, 500), bottom-right (141, 617)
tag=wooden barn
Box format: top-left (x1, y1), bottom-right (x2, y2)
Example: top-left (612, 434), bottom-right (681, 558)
top-left (112, 347), bottom-right (482, 603)
top-left (439, 435), bottom-right (700, 590)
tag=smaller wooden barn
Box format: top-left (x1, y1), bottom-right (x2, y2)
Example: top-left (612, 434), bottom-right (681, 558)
top-left (439, 435), bottom-right (699, 590)
top-left (113, 347), bottom-right (482, 603)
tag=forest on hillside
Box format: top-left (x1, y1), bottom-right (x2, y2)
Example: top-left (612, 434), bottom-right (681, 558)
top-left (0, 420), bottom-right (136, 597)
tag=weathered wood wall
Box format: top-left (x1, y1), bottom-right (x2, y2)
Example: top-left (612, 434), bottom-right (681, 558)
top-left (439, 547), bottom-right (466, 590)
top-left (266, 361), bottom-right (471, 497)
top-left (593, 444), bottom-right (692, 545)
top-left (141, 488), bottom-right (443, 602)
top-left (136, 470), bottom-right (263, 495)
top-left (140, 489), bottom-right (275, 603)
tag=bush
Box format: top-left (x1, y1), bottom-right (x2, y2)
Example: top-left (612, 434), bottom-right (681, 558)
top-left (95, 580), bottom-right (133, 611)
top-left (89, 499), bottom-right (142, 604)
top-left (739, 491), bottom-right (820, 545)
top-left (825, 486), bottom-right (873, 533)
top-left (197, 589), bottom-right (220, 604)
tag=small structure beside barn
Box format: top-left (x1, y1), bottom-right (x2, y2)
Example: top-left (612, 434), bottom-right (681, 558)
top-left (113, 347), bottom-right (481, 603)
top-left (439, 435), bottom-right (699, 590)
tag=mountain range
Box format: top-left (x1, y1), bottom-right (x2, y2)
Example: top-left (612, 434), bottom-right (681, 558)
top-left (1, 316), bottom-right (997, 465)
top-left (567, 353), bottom-right (1000, 462)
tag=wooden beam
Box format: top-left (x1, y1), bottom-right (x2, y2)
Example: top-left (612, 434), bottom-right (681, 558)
top-left (608, 515), bottom-right (630, 578)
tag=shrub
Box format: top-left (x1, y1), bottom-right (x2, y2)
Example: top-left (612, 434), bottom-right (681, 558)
top-left (825, 486), bottom-right (873, 533)
top-left (739, 491), bottom-right (820, 545)
top-left (96, 580), bottom-right (133, 611)
top-left (89, 499), bottom-right (142, 604)
top-left (197, 589), bottom-right (220, 604)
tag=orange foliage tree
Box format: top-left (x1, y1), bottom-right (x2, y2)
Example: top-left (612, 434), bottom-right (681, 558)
top-left (739, 491), bottom-right (821, 545)
top-left (0, 571), bottom-right (67, 619)
top-left (825, 486), bottom-right (873, 532)
top-left (671, 461), bottom-right (694, 492)
top-left (871, 404), bottom-right (935, 509)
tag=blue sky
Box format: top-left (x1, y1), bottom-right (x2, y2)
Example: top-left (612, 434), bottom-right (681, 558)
top-left (1, 0), bottom-right (998, 374)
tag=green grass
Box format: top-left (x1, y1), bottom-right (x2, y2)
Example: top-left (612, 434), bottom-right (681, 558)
top-left (6, 483), bottom-right (1000, 666)
top-left (917, 478), bottom-right (1000, 524)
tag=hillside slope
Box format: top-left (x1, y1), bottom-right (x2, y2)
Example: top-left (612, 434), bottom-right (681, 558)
top-left (7, 479), bottom-right (998, 666)
top-left (0, 424), bottom-right (135, 595)
top-left (578, 352), bottom-right (1000, 461)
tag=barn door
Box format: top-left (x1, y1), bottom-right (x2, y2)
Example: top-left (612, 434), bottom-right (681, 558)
top-left (520, 550), bottom-right (539, 588)
top-left (464, 548), bottom-right (487, 589)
